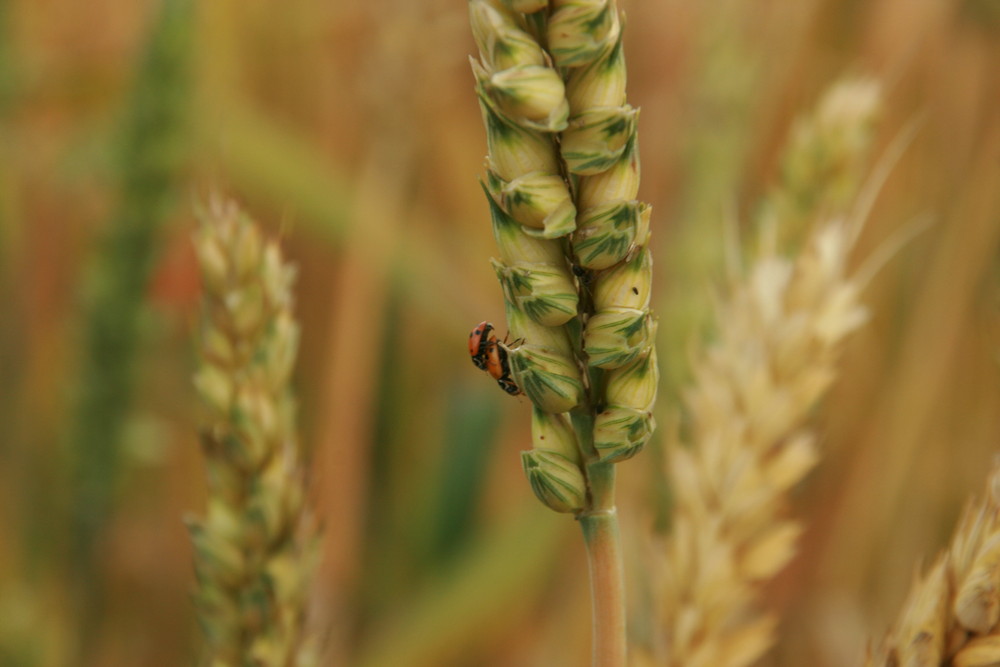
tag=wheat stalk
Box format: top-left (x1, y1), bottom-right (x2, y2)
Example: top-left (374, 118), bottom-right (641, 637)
top-left (468, 1), bottom-right (654, 664)
top-left (190, 197), bottom-right (317, 666)
top-left (66, 0), bottom-right (193, 656)
top-left (866, 461), bottom-right (1000, 667)
top-left (637, 78), bottom-right (883, 667)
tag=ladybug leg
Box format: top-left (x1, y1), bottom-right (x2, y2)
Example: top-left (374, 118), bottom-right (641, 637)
top-left (498, 330), bottom-right (525, 350)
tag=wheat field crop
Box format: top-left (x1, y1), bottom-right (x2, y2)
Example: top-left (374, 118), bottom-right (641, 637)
top-left (0, 0), bottom-right (998, 665)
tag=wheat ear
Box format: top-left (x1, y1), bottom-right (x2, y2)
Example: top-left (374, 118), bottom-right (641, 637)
top-left (866, 462), bottom-right (1000, 667)
top-left (646, 78), bottom-right (883, 667)
top-left (468, 2), bottom-right (654, 665)
top-left (190, 197), bottom-right (317, 666)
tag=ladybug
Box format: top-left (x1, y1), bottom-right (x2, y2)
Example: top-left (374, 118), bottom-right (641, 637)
top-left (468, 321), bottom-right (522, 396)
top-left (468, 321), bottom-right (495, 370)
top-left (496, 373), bottom-right (521, 396)
top-left (483, 337), bottom-right (522, 395)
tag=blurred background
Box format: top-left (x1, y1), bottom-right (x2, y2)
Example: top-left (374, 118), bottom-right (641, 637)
top-left (0, 0), bottom-right (998, 665)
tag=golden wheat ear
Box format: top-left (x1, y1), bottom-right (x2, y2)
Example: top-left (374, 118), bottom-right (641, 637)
top-left (648, 76), bottom-right (888, 667)
top-left (866, 460), bottom-right (1000, 667)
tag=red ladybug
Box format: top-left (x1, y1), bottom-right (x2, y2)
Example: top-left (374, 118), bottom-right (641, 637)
top-left (484, 338), bottom-right (522, 395)
top-left (468, 321), bottom-right (522, 396)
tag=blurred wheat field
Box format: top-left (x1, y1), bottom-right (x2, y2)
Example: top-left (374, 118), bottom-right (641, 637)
top-left (0, 0), bottom-right (998, 665)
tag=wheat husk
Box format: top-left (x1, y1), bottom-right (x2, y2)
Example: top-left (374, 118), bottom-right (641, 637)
top-left (867, 463), bottom-right (1000, 667)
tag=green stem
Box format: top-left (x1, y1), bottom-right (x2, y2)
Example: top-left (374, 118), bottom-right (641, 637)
top-left (579, 475), bottom-right (626, 667)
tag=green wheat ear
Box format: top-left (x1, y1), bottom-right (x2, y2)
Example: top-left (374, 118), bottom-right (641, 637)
top-left (190, 196), bottom-right (318, 666)
top-left (467, 2), bottom-right (654, 665)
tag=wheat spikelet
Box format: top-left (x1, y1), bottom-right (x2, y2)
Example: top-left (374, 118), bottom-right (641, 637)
top-left (866, 462), bottom-right (1000, 667)
top-left (190, 197), bottom-right (318, 666)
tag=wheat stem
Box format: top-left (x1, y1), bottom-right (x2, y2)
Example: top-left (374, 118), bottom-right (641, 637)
top-left (580, 504), bottom-right (627, 667)
top-left (573, 405), bottom-right (626, 663)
